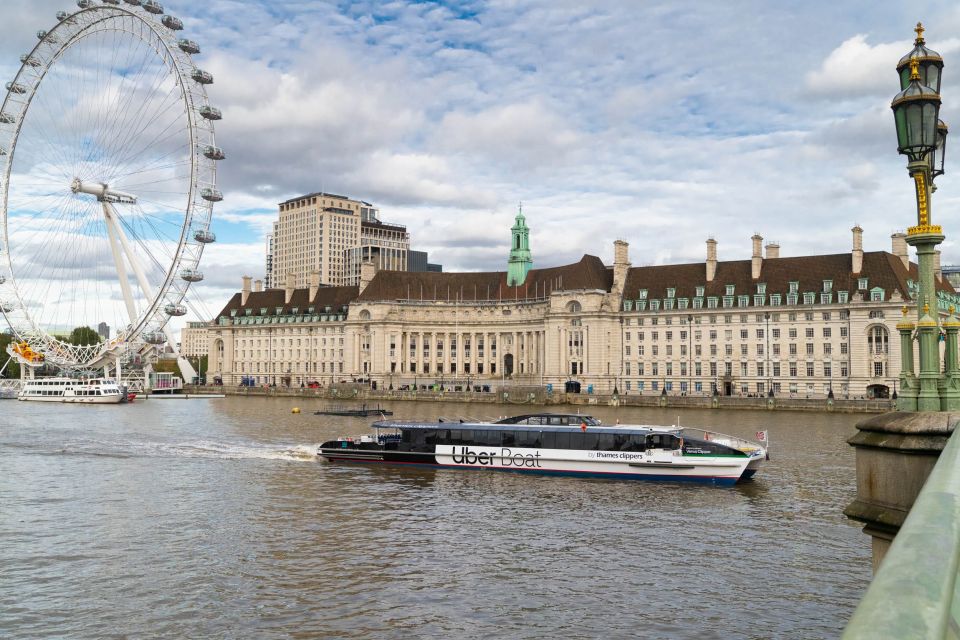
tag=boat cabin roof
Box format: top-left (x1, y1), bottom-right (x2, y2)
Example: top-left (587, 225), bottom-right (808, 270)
top-left (371, 420), bottom-right (680, 437)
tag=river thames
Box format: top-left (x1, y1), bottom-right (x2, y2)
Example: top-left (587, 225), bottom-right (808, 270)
top-left (0, 397), bottom-right (869, 638)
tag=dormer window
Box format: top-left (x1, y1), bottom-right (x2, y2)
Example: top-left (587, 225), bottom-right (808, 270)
top-left (666, 288), bottom-right (676, 298)
top-left (823, 280), bottom-right (833, 293)
top-left (858, 278), bottom-right (868, 290)
top-left (757, 283), bottom-right (766, 295)
top-left (725, 285), bottom-right (735, 296)
top-left (639, 289), bottom-right (648, 300)
top-left (695, 286), bottom-right (705, 297)
top-left (789, 281), bottom-right (799, 294)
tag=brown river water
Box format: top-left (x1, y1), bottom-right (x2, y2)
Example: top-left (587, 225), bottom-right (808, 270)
top-left (0, 397), bottom-right (870, 638)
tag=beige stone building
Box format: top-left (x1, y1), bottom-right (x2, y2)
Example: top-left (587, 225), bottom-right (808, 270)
top-left (179, 321), bottom-right (210, 358)
top-left (270, 192), bottom-right (409, 288)
top-left (206, 225), bottom-right (958, 398)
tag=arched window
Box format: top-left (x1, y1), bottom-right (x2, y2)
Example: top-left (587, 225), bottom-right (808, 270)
top-left (357, 309), bottom-right (371, 321)
top-left (566, 300), bottom-right (582, 313)
top-left (867, 325), bottom-right (889, 355)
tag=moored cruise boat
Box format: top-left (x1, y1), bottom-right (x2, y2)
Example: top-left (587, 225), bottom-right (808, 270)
top-left (18, 377), bottom-right (125, 404)
top-left (318, 413), bottom-right (766, 485)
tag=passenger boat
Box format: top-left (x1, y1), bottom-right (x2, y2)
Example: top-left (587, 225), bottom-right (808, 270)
top-left (318, 413), bottom-right (766, 485)
top-left (18, 377), bottom-right (125, 404)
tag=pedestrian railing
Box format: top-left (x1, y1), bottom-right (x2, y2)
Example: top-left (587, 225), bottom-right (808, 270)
top-left (843, 427), bottom-right (960, 639)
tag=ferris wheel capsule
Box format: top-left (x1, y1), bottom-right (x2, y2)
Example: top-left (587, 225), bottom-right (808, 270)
top-left (57, 11), bottom-right (77, 23)
top-left (162, 15), bottom-right (183, 30)
top-left (143, 331), bottom-right (166, 345)
top-left (164, 303), bottom-right (187, 316)
top-left (200, 188), bottom-right (223, 202)
top-left (194, 229), bottom-right (216, 243)
top-left (0, 114), bottom-right (15, 125)
top-left (177, 39), bottom-right (200, 54)
top-left (102, 0), bottom-right (121, 5)
top-left (143, 1), bottom-right (163, 15)
top-left (199, 106), bottom-right (221, 120)
top-left (123, 0), bottom-right (142, 6)
top-left (191, 69), bottom-right (213, 84)
top-left (20, 54), bottom-right (41, 67)
top-left (203, 146), bottom-right (225, 160)
top-left (77, 0), bottom-right (96, 9)
top-left (180, 268), bottom-right (204, 282)
top-left (6, 83), bottom-right (26, 94)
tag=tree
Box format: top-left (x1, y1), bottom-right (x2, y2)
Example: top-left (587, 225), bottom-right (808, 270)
top-left (68, 326), bottom-right (101, 346)
top-left (0, 332), bottom-right (21, 379)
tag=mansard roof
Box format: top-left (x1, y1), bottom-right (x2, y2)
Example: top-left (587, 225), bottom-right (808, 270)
top-left (621, 251), bottom-right (954, 302)
top-left (356, 254), bottom-right (612, 302)
top-left (216, 285), bottom-right (359, 318)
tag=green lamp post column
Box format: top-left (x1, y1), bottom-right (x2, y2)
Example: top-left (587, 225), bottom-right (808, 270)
top-left (892, 33), bottom-right (946, 411)
top-left (896, 307), bottom-right (918, 411)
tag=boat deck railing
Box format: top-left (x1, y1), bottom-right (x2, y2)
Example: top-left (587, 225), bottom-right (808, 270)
top-left (843, 428), bottom-right (960, 639)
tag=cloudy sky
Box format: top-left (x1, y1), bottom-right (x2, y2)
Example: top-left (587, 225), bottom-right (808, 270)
top-left (4, 0), bottom-right (960, 329)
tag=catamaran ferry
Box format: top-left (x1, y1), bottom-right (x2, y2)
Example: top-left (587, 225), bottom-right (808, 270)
top-left (18, 377), bottom-right (125, 404)
top-left (318, 413), bottom-right (766, 485)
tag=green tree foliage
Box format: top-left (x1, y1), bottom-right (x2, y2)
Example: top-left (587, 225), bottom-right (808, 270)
top-left (0, 332), bottom-right (21, 379)
top-left (68, 326), bottom-right (101, 346)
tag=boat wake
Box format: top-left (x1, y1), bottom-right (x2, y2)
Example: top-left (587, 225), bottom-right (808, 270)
top-left (9, 438), bottom-right (320, 462)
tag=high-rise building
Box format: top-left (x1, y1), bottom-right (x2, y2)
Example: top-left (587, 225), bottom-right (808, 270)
top-left (264, 234), bottom-right (274, 289)
top-left (97, 322), bottom-right (110, 340)
top-left (271, 192), bottom-right (411, 287)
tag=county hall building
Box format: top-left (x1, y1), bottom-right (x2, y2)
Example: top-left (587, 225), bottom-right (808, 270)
top-left (202, 211), bottom-right (958, 399)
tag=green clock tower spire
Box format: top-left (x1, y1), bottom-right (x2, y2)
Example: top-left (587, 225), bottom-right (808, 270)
top-left (507, 204), bottom-right (532, 286)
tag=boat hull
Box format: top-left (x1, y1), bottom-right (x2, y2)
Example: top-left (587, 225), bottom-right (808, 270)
top-left (319, 445), bottom-right (749, 485)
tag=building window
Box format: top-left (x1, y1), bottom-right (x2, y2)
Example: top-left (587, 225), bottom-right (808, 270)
top-left (858, 278), bottom-right (868, 290)
top-left (874, 362), bottom-right (885, 377)
top-left (868, 326), bottom-right (889, 354)
top-left (695, 286), bottom-right (705, 297)
top-left (726, 285), bottom-right (735, 295)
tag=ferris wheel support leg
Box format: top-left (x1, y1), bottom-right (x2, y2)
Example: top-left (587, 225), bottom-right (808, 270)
top-left (102, 203), bottom-right (138, 324)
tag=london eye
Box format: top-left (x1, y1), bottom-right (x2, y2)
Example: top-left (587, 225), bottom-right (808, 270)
top-left (0, 0), bottom-right (222, 372)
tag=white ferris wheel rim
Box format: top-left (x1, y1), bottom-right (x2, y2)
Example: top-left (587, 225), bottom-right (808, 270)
top-left (0, 2), bottom-right (219, 370)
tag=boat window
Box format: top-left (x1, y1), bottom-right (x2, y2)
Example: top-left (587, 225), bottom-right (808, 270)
top-left (580, 433), bottom-right (600, 450)
top-left (554, 432), bottom-right (570, 449)
top-left (597, 434), bottom-right (616, 451)
top-left (450, 429), bottom-right (462, 443)
top-left (540, 432), bottom-right (556, 449)
top-left (460, 430), bottom-right (473, 444)
top-left (501, 431), bottom-right (516, 446)
top-left (402, 430), bottom-right (413, 443)
top-left (630, 434), bottom-right (646, 451)
top-left (614, 434), bottom-right (631, 451)
top-left (525, 416), bottom-right (542, 425)
top-left (548, 416), bottom-right (565, 426)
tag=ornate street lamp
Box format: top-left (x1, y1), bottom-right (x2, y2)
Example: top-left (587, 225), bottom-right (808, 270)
top-left (891, 22), bottom-right (959, 411)
top-left (891, 57), bottom-right (941, 165)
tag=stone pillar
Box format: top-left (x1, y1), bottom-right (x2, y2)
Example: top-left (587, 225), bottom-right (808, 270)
top-left (844, 412), bottom-right (957, 571)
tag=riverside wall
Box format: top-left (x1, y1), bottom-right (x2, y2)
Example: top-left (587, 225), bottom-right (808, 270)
top-left (184, 384), bottom-right (894, 413)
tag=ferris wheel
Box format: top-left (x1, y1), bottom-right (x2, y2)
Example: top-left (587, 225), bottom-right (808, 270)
top-left (0, 0), bottom-right (222, 371)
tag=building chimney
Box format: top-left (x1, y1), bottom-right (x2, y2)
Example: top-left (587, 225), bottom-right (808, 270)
top-left (241, 275), bottom-right (252, 306)
top-left (612, 240), bottom-right (631, 297)
top-left (284, 272), bottom-right (295, 304)
top-left (935, 250), bottom-right (943, 282)
top-left (764, 242), bottom-right (780, 259)
top-left (751, 234), bottom-right (763, 280)
top-left (891, 232), bottom-right (909, 269)
top-left (254, 279), bottom-right (263, 292)
top-left (360, 259), bottom-right (378, 294)
top-left (706, 238), bottom-right (718, 283)
top-left (309, 270), bottom-right (320, 301)
top-left (851, 225), bottom-right (863, 275)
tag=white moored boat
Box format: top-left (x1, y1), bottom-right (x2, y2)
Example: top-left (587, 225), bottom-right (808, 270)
top-left (18, 377), bottom-right (125, 404)
top-left (318, 413), bottom-right (767, 486)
